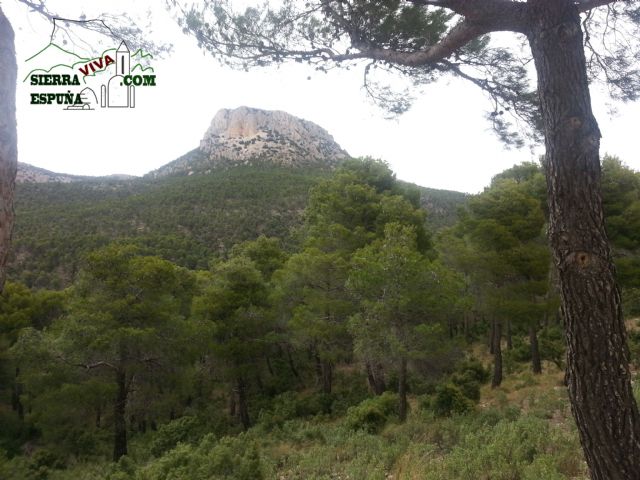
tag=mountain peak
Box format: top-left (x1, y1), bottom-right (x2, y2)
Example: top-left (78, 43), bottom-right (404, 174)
top-left (199, 106), bottom-right (348, 166)
top-left (147, 107), bottom-right (349, 178)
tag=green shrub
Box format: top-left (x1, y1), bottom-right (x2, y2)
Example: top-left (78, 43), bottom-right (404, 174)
top-left (451, 371), bottom-right (481, 402)
top-left (422, 415), bottom-right (586, 479)
top-left (431, 384), bottom-right (473, 417)
top-left (257, 391), bottom-right (333, 430)
top-left (296, 393), bottom-right (333, 417)
top-left (503, 337), bottom-right (532, 374)
top-left (455, 357), bottom-right (490, 384)
top-left (345, 392), bottom-right (398, 433)
top-left (510, 336), bottom-right (532, 362)
top-left (628, 331), bottom-right (640, 367)
top-left (622, 287), bottom-right (640, 317)
top-left (140, 434), bottom-right (263, 480)
top-left (149, 416), bottom-right (202, 457)
top-left (0, 410), bottom-right (35, 457)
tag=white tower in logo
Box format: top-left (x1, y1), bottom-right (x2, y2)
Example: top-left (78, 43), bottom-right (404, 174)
top-left (104, 41), bottom-right (134, 108)
top-left (116, 41), bottom-right (130, 76)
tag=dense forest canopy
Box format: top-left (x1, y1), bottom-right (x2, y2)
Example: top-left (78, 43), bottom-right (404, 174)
top-left (1, 157), bottom-right (640, 479)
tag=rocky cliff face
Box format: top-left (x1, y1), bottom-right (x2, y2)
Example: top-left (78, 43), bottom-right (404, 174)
top-left (149, 107), bottom-right (348, 178)
top-left (199, 107), bottom-right (349, 166)
top-left (16, 163), bottom-right (82, 183)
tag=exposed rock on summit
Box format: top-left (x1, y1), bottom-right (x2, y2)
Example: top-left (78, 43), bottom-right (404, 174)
top-left (199, 106), bottom-right (349, 166)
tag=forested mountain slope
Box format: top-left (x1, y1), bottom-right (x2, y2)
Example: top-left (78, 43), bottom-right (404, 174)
top-left (9, 164), bottom-right (467, 289)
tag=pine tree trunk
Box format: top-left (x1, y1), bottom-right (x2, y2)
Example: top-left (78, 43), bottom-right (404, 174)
top-left (235, 377), bottom-right (250, 430)
top-left (11, 366), bottom-right (23, 420)
top-left (528, 1), bottom-right (640, 477)
top-left (321, 361), bottom-right (332, 395)
top-left (285, 346), bottom-right (300, 379)
top-left (491, 320), bottom-right (502, 388)
top-left (365, 361), bottom-right (378, 394)
top-left (266, 356), bottom-right (274, 376)
top-left (314, 351), bottom-right (323, 387)
top-left (228, 388), bottom-right (236, 417)
top-left (113, 369), bottom-right (128, 461)
top-left (0, 8), bottom-right (17, 294)
top-left (488, 317), bottom-right (495, 354)
top-left (374, 362), bottom-right (386, 393)
top-left (529, 325), bottom-right (542, 374)
top-left (506, 320), bottom-right (513, 350)
top-left (365, 361), bottom-right (386, 395)
top-left (398, 357), bottom-right (408, 422)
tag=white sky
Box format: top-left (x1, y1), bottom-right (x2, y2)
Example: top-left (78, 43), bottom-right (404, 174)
top-left (4, 0), bottom-right (640, 193)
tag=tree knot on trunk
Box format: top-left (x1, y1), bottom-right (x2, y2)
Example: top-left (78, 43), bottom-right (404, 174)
top-left (561, 250), bottom-right (609, 277)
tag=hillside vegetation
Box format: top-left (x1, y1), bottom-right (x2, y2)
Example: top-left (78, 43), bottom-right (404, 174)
top-left (1, 157), bottom-right (639, 480)
top-left (9, 162), bottom-right (467, 289)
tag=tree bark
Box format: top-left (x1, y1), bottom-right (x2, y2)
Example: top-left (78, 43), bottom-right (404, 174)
top-left (365, 361), bottom-right (378, 394)
top-left (11, 366), bottom-right (23, 420)
top-left (285, 345), bottom-right (300, 379)
top-left (529, 325), bottom-right (542, 374)
top-left (488, 317), bottom-right (495, 354)
top-left (374, 362), bottom-right (386, 393)
top-left (398, 357), bottom-right (408, 422)
top-left (491, 319), bottom-right (502, 388)
top-left (505, 319), bottom-right (513, 350)
top-left (113, 369), bottom-right (128, 461)
top-left (235, 377), bottom-right (250, 430)
top-left (365, 361), bottom-right (386, 395)
top-left (528, 1), bottom-right (640, 477)
top-left (321, 361), bottom-right (332, 395)
top-left (0, 8), bottom-right (17, 294)
top-left (265, 355), bottom-right (274, 376)
top-left (228, 387), bottom-right (236, 418)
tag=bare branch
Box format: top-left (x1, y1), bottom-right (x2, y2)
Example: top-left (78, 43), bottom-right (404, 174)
top-left (339, 20), bottom-right (488, 66)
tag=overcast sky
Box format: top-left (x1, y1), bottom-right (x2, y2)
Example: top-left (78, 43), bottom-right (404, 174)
top-left (4, 0), bottom-right (640, 193)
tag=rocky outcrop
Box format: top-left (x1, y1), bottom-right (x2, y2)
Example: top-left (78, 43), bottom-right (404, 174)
top-left (16, 163), bottom-right (136, 183)
top-left (198, 107), bottom-right (348, 167)
top-left (16, 163), bottom-right (80, 183)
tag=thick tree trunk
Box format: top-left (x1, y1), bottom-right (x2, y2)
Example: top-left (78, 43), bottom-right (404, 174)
top-left (491, 320), bottom-right (502, 388)
top-left (528, 1), bottom-right (640, 477)
top-left (398, 357), bottom-right (408, 422)
top-left (529, 325), bottom-right (542, 374)
top-left (0, 8), bottom-right (17, 294)
top-left (113, 369), bottom-right (128, 461)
